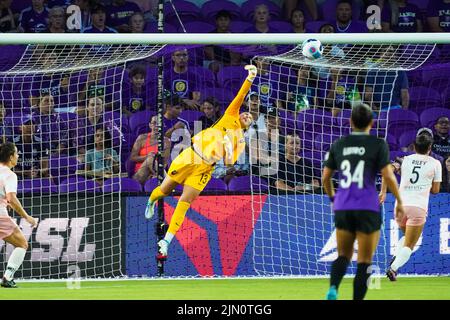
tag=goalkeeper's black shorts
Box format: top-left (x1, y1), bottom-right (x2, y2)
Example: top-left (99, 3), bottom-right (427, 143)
top-left (334, 210), bottom-right (382, 234)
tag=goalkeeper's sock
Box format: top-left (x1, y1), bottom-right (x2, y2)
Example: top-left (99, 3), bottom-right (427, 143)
top-left (391, 246), bottom-right (412, 272)
top-left (166, 201), bottom-right (190, 241)
top-left (330, 256), bottom-right (349, 290)
top-left (3, 247), bottom-right (26, 281)
top-left (353, 263), bottom-right (371, 300)
top-left (150, 186), bottom-right (168, 203)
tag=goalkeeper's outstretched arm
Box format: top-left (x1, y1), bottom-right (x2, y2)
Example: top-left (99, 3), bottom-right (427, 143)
top-left (225, 65), bottom-right (257, 117)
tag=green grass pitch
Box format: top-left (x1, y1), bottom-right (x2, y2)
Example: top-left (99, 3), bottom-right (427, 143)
top-left (0, 277), bottom-right (448, 300)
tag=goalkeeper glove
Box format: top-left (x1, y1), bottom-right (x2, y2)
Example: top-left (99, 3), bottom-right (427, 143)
top-left (245, 64), bottom-right (257, 82)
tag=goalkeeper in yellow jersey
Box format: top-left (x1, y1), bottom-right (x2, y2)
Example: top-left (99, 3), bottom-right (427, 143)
top-left (145, 65), bottom-right (257, 258)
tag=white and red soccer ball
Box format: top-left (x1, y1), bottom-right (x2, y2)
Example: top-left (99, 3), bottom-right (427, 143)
top-left (302, 39), bottom-right (324, 60)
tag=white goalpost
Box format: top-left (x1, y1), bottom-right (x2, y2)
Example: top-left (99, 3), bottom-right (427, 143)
top-left (0, 33), bottom-right (449, 279)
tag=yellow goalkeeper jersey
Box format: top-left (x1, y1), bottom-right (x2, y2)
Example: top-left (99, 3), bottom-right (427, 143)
top-left (192, 79), bottom-right (251, 165)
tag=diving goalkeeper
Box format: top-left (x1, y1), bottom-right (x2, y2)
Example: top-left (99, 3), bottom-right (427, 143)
top-left (145, 65), bottom-right (257, 258)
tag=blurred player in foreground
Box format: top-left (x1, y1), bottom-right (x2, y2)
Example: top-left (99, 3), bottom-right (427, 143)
top-left (145, 65), bottom-right (257, 259)
top-left (322, 103), bottom-right (404, 300)
top-left (0, 142), bottom-right (38, 288)
top-left (380, 134), bottom-right (441, 281)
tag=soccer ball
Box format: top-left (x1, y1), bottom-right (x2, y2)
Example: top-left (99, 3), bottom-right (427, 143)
top-left (302, 39), bottom-right (323, 60)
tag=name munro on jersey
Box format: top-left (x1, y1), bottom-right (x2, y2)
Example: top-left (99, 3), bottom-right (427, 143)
top-left (343, 146), bottom-right (366, 156)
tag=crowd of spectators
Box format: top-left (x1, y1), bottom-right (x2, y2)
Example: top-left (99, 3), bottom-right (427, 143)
top-left (0, 0), bottom-right (449, 193)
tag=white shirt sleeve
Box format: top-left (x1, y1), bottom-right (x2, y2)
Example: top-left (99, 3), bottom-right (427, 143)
top-left (433, 159), bottom-right (442, 182)
top-left (4, 172), bottom-right (17, 194)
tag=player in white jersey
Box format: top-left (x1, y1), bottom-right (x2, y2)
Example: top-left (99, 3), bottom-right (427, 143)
top-left (380, 134), bottom-right (441, 281)
top-left (0, 142), bottom-right (38, 288)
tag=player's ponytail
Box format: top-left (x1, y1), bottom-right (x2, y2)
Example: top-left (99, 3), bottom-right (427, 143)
top-left (0, 142), bottom-right (16, 163)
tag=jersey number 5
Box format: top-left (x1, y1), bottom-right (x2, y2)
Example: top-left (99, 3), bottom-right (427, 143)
top-left (410, 166), bottom-right (420, 184)
top-left (340, 160), bottom-right (365, 189)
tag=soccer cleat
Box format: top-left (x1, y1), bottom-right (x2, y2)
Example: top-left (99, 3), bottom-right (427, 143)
top-left (326, 285), bottom-right (338, 300)
top-left (158, 239), bottom-right (169, 257)
top-left (144, 199), bottom-right (157, 219)
top-left (386, 268), bottom-right (398, 281)
top-left (389, 256), bottom-right (396, 267)
top-left (1, 278), bottom-right (17, 288)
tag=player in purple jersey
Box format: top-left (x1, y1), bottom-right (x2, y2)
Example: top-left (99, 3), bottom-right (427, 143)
top-left (322, 103), bottom-right (404, 300)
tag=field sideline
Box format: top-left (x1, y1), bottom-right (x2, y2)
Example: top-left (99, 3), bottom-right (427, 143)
top-left (0, 277), bottom-right (448, 300)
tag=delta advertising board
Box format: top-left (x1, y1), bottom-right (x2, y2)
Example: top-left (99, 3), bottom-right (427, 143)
top-left (127, 194), bottom-right (450, 277)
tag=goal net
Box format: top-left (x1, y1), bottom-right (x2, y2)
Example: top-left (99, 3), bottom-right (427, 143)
top-left (0, 44), bottom-right (164, 279)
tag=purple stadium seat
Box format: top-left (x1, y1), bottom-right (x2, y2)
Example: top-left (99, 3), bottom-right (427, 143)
top-left (419, 107), bottom-right (450, 128)
top-left (103, 177), bottom-right (143, 192)
top-left (386, 133), bottom-right (399, 151)
top-left (164, 1), bottom-right (201, 25)
top-left (200, 87), bottom-right (235, 109)
top-left (386, 109), bottom-right (419, 137)
top-left (203, 178), bottom-right (228, 192)
top-left (216, 66), bottom-right (247, 91)
top-left (398, 130), bottom-right (418, 149)
top-left (305, 20), bottom-right (329, 33)
top-left (297, 109), bottom-right (333, 131)
top-left (129, 110), bottom-right (154, 136)
top-left (18, 178), bottom-right (56, 193)
top-left (228, 175), bottom-right (269, 192)
top-left (268, 21), bottom-right (293, 33)
top-left (390, 150), bottom-right (413, 162)
top-left (333, 109), bottom-right (352, 127)
top-left (181, 21), bottom-right (216, 33)
top-left (229, 20), bottom-right (253, 32)
top-left (408, 86), bottom-right (442, 114)
top-left (240, 0), bottom-right (282, 21)
top-left (49, 156), bottom-right (80, 183)
top-left (59, 177), bottom-right (100, 193)
top-left (125, 158), bottom-right (136, 178)
top-left (144, 178), bottom-right (159, 193)
top-left (314, 133), bottom-right (340, 152)
top-left (201, 0), bottom-right (242, 23)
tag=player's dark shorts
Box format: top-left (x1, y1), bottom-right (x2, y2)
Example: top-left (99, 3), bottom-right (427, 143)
top-left (334, 210), bottom-right (382, 234)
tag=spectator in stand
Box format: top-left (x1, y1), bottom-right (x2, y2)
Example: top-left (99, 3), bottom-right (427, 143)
top-left (163, 95), bottom-right (190, 154)
top-left (326, 68), bottom-right (363, 116)
top-left (245, 4), bottom-right (278, 33)
top-left (427, 0), bottom-right (450, 32)
top-left (196, 97), bottom-right (220, 133)
top-left (18, 0), bottom-right (49, 33)
top-left (13, 119), bottom-right (50, 180)
top-left (83, 4), bottom-right (117, 33)
top-left (47, 0), bottom-right (70, 8)
top-left (71, 0), bottom-right (92, 32)
top-left (249, 105), bottom-right (283, 178)
top-left (164, 49), bottom-right (202, 110)
top-left (287, 65), bottom-right (318, 112)
top-left (433, 116), bottom-right (450, 159)
top-left (204, 10), bottom-right (242, 73)
top-left (333, 0), bottom-right (367, 33)
top-left (85, 127), bottom-right (119, 175)
top-left (128, 0), bottom-right (157, 22)
top-left (252, 57), bottom-right (282, 110)
top-left (381, 0), bottom-right (422, 32)
top-left (0, 0), bottom-right (17, 32)
top-left (212, 156), bottom-right (250, 184)
top-left (122, 64), bottom-right (151, 115)
top-left (128, 11), bottom-right (145, 33)
top-left (44, 6), bottom-right (66, 33)
top-left (31, 91), bottom-right (67, 153)
top-left (78, 67), bottom-right (108, 108)
top-left (320, 23), bottom-right (335, 33)
top-left (284, 0), bottom-right (318, 21)
top-left (106, 0), bottom-right (141, 33)
top-left (364, 46), bottom-right (409, 111)
top-left (273, 133), bottom-right (320, 193)
top-left (131, 116), bottom-right (171, 185)
top-left (290, 9), bottom-right (306, 33)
